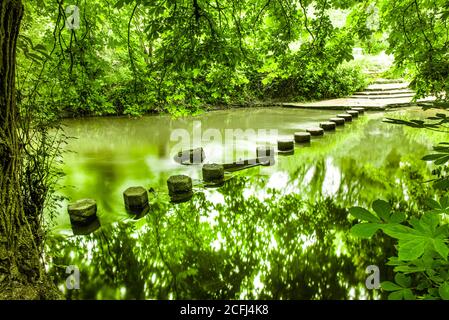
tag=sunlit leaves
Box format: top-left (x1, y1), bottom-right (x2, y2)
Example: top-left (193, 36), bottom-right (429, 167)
top-left (382, 273), bottom-right (415, 300)
top-left (351, 197), bottom-right (449, 299)
top-left (349, 200), bottom-right (408, 239)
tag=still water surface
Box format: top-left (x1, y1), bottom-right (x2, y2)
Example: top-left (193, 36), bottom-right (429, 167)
top-left (46, 107), bottom-right (440, 299)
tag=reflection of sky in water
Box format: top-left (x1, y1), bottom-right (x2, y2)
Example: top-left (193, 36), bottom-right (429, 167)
top-left (46, 107), bottom-right (446, 299)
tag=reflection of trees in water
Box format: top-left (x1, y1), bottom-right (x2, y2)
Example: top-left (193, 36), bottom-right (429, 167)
top-left (47, 173), bottom-right (408, 299)
top-left (47, 116), bottom-right (439, 299)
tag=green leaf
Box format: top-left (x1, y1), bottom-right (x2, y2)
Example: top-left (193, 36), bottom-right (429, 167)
top-left (439, 282), bottom-right (449, 300)
top-left (432, 239), bottom-right (449, 260)
top-left (382, 224), bottom-right (417, 239)
top-left (350, 223), bottom-right (381, 238)
top-left (398, 238), bottom-right (427, 261)
top-left (390, 212), bottom-right (406, 223)
top-left (372, 199), bottom-right (391, 221)
top-left (388, 290), bottom-right (403, 300)
top-left (349, 206), bottom-right (380, 223)
top-left (435, 155), bottom-right (449, 165)
top-left (394, 266), bottom-right (426, 273)
top-left (425, 198), bottom-right (441, 210)
top-left (395, 273), bottom-right (411, 288)
top-left (381, 281), bottom-right (402, 291)
top-left (422, 154), bottom-right (447, 161)
top-left (402, 288), bottom-right (416, 300)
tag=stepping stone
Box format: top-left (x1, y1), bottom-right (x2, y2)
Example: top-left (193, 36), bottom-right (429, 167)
top-left (306, 127), bottom-right (324, 136)
top-left (329, 117), bottom-right (345, 126)
top-left (337, 114), bottom-right (352, 122)
top-left (123, 186), bottom-right (149, 216)
top-left (202, 164), bottom-right (224, 184)
top-left (167, 175), bottom-right (194, 203)
top-left (346, 110), bottom-right (359, 118)
top-left (167, 175), bottom-right (192, 194)
top-left (277, 139), bottom-right (295, 152)
top-left (174, 147), bottom-right (205, 165)
top-left (294, 132), bottom-right (311, 143)
top-left (68, 199), bottom-right (98, 225)
top-left (351, 107), bottom-right (365, 114)
top-left (68, 199), bottom-right (101, 235)
top-left (319, 122), bottom-right (336, 131)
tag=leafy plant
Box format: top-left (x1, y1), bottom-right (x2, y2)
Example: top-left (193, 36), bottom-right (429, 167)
top-left (349, 199), bottom-right (449, 300)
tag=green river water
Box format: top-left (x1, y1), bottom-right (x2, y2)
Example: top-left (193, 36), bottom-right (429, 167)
top-left (45, 107), bottom-right (443, 299)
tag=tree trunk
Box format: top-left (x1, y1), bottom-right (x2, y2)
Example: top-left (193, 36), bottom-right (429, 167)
top-left (0, 0), bottom-right (51, 299)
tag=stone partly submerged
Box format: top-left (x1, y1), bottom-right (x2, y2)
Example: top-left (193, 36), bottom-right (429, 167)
top-left (277, 139), bottom-right (295, 155)
top-left (319, 122), bottom-right (337, 131)
top-left (351, 107), bottom-right (365, 114)
top-left (223, 157), bottom-right (274, 172)
top-left (336, 114), bottom-right (353, 122)
top-left (202, 163), bottom-right (225, 187)
top-left (167, 175), bottom-right (193, 203)
top-left (329, 117), bottom-right (345, 126)
top-left (306, 127), bottom-right (324, 136)
top-left (123, 186), bottom-right (149, 218)
top-left (174, 147), bottom-right (206, 165)
top-left (346, 110), bottom-right (359, 118)
top-left (294, 132), bottom-right (311, 143)
top-left (67, 198), bottom-right (101, 235)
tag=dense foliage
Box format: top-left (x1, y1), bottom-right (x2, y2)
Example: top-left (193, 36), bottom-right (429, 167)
top-left (16, 0), bottom-right (374, 117)
top-left (377, 0), bottom-right (449, 100)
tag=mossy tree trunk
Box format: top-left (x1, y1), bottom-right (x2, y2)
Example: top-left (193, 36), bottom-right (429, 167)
top-left (0, 0), bottom-right (52, 299)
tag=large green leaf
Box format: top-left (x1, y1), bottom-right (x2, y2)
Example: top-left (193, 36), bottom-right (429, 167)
top-left (372, 199), bottom-right (391, 221)
top-left (439, 282), bottom-right (449, 300)
top-left (381, 281), bottom-right (402, 291)
top-left (350, 223), bottom-right (381, 238)
top-left (395, 273), bottom-right (411, 288)
top-left (349, 207), bottom-right (380, 223)
top-left (397, 238), bottom-right (427, 261)
top-left (432, 239), bottom-right (449, 261)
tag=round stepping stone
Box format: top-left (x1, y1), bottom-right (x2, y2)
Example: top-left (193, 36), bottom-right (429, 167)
top-left (319, 122), bottom-right (336, 131)
top-left (329, 117), bottom-right (345, 126)
top-left (170, 191), bottom-right (194, 204)
top-left (346, 110), bottom-right (359, 118)
top-left (277, 139), bottom-right (294, 151)
top-left (72, 219), bottom-right (101, 236)
top-left (294, 132), bottom-right (311, 143)
top-left (174, 147), bottom-right (205, 164)
top-left (351, 107), bottom-right (365, 114)
top-left (306, 127), bottom-right (324, 136)
top-left (256, 146), bottom-right (275, 158)
top-left (337, 114), bottom-right (352, 122)
top-left (202, 164), bottom-right (224, 183)
top-left (167, 175), bottom-right (192, 195)
top-left (123, 186), bottom-right (149, 215)
top-left (68, 199), bottom-right (98, 225)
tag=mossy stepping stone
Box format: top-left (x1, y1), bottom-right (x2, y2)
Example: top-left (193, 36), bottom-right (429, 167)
top-left (319, 122), bottom-right (337, 131)
top-left (329, 117), bottom-right (345, 126)
top-left (306, 127), bottom-right (324, 136)
top-left (294, 132), bottom-right (311, 143)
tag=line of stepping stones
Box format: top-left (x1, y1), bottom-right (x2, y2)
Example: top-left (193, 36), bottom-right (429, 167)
top-left (67, 107), bottom-right (365, 235)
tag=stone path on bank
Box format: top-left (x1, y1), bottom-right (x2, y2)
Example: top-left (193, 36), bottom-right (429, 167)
top-left (278, 78), bottom-right (436, 110)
